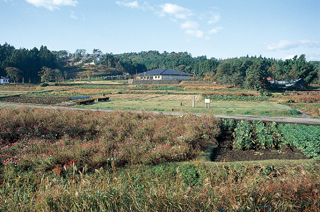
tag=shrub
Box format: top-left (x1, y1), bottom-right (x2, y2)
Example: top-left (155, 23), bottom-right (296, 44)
top-left (286, 99), bottom-right (295, 103)
top-left (39, 83), bottom-right (49, 87)
top-left (0, 108), bottom-right (221, 171)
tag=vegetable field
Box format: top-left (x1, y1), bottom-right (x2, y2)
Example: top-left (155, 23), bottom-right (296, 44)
top-left (278, 124), bottom-right (320, 159)
top-left (204, 94), bottom-right (270, 102)
top-left (217, 119), bottom-right (320, 161)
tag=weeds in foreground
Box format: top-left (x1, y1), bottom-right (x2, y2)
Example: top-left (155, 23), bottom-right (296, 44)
top-left (1, 107), bottom-right (320, 211)
top-left (1, 162), bottom-right (320, 211)
top-left (0, 107), bottom-right (220, 171)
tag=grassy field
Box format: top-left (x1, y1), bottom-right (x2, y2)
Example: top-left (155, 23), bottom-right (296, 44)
top-left (76, 99), bottom-right (299, 117)
top-left (293, 103), bottom-right (320, 118)
top-left (66, 80), bottom-right (125, 84)
top-left (0, 81), bottom-right (318, 118)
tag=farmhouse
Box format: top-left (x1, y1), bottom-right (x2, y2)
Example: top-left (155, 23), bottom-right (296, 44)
top-left (65, 58), bottom-right (75, 66)
top-left (64, 54), bottom-right (103, 66)
top-left (135, 68), bottom-right (193, 80)
top-left (0, 76), bottom-right (9, 84)
top-left (269, 78), bottom-right (308, 90)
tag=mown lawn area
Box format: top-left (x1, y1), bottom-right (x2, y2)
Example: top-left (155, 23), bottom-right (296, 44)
top-left (76, 99), bottom-right (300, 117)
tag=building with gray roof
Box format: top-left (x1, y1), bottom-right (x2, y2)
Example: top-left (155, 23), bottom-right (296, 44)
top-left (135, 68), bottom-right (192, 81)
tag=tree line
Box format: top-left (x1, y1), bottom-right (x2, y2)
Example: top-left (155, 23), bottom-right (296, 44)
top-left (101, 51), bottom-right (320, 89)
top-left (0, 43), bottom-right (59, 83)
top-left (1, 43), bottom-right (320, 90)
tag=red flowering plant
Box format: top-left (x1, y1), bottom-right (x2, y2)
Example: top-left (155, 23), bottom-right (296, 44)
top-left (0, 108), bottom-right (221, 172)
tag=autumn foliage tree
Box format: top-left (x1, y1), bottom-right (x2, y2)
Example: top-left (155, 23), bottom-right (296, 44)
top-left (5, 67), bottom-right (22, 83)
top-left (38, 66), bottom-right (53, 83)
top-left (85, 70), bottom-right (93, 81)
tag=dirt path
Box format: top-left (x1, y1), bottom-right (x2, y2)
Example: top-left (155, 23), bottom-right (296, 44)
top-left (1, 102), bottom-right (320, 126)
top-left (295, 108), bottom-right (311, 118)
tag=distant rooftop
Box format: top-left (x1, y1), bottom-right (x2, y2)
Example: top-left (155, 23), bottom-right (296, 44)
top-left (270, 79), bottom-right (302, 87)
top-left (135, 68), bottom-right (192, 76)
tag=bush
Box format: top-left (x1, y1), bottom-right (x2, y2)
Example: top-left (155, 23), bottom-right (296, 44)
top-left (0, 108), bottom-right (221, 171)
top-left (39, 82), bottom-right (49, 87)
top-left (286, 99), bottom-right (295, 103)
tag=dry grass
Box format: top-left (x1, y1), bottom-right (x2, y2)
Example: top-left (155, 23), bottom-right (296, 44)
top-left (53, 89), bottom-right (116, 94)
top-left (67, 80), bottom-right (123, 84)
top-left (179, 81), bottom-right (217, 86)
top-left (0, 91), bottom-right (30, 95)
top-left (203, 91), bottom-right (260, 96)
top-left (107, 94), bottom-right (202, 101)
top-left (0, 84), bottom-right (37, 90)
top-left (1, 161), bottom-right (320, 211)
top-left (184, 85), bottom-right (232, 90)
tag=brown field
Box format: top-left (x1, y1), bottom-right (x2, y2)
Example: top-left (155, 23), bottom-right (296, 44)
top-left (0, 84), bottom-right (37, 90)
top-left (203, 91), bottom-right (260, 96)
top-left (0, 91), bottom-right (31, 95)
top-left (183, 85), bottom-right (232, 90)
top-left (53, 88), bottom-right (117, 94)
top-left (107, 94), bottom-right (202, 101)
top-left (0, 96), bottom-right (70, 104)
top-left (178, 80), bottom-right (217, 86)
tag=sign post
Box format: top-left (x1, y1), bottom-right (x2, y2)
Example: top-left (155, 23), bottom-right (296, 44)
top-left (192, 96), bottom-right (195, 108)
top-left (205, 99), bottom-right (210, 108)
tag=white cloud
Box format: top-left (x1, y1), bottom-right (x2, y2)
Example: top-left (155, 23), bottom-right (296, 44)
top-left (115, 1), bottom-right (139, 9)
top-left (180, 21), bottom-right (205, 39)
top-left (186, 29), bottom-right (203, 38)
top-left (208, 13), bottom-right (220, 24)
top-left (208, 27), bottom-right (223, 34)
top-left (180, 21), bottom-right (198, 30)
top-left (141, 1), bottom-right (153, 10)
top-left (159, 3), bottom-right (192, 19)
top-left (70, 10), bottom-right (77, 19)
top-left (306, 53), bottom-right (320, 61)
top-left (115, 1), bottom-right (153, 10)
top-left (284, 55), bottom-right (296, 60)
top-left (25, 0), bottom-right (77, 10)
top-left (115, 2), bottom-right (221, 40)
top-left (267, 40), bottom-right (320, 51)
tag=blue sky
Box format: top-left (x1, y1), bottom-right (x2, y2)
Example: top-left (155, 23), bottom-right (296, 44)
top-left (1, 0), bottom-right (320, 60)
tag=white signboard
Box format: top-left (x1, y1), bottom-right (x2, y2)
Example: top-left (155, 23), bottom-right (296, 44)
top-left (205, 99), bottom-right (210, 103)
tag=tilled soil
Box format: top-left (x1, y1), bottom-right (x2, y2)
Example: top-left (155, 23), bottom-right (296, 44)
top-left (0, 97), bottom-right (70, 105)
top-left (211, 131), bottom-right (309, 162)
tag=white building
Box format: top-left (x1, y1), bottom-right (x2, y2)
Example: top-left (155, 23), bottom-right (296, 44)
top-left (0, 77), bottom-right (9, 84)
top-left (135, 68), bottom-right (192, 80)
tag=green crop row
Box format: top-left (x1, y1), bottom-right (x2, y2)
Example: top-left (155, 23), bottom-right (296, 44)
top-left (278, 124), bottom-right (320, 159)
top-left (129, 85), bottom-right (184, 91)
top-left (221, 119), bottom-right (320, 159)
top-left (204, 95), bottom-right (270, 102)
top-left (231, 120), bottom-right (289, 150)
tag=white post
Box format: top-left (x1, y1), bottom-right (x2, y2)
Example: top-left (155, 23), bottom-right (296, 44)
top-left (205, 98), bottom-right (210, 108)
top-left (192, 96), bottom-right (195, 108)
